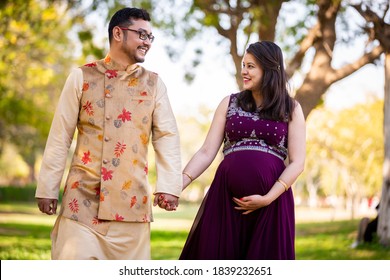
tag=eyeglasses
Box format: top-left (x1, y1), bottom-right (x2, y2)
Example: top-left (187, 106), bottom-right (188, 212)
top-left (119, 27), bottom-right (155, 43)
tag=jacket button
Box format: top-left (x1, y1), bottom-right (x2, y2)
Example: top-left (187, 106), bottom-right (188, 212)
top-left (105, 93), bottom-right (112, 98)
top-left (104, 136), bottom-right (111, 142)
top-left (106, 115), bottom-right (111, 120)
top-left (102, 159), bottom-right (109, 164)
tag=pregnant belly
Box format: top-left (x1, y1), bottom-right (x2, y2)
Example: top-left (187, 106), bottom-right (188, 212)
top-left (220, 150), bottom-right (285, 197)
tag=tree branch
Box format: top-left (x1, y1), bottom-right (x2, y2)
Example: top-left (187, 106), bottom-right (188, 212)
top-left (351, 3), bottom-right (390, 51)
top-left (286, 23), bottom-right (321, 77)
top-left (328, 45), bottom-right (384, 84)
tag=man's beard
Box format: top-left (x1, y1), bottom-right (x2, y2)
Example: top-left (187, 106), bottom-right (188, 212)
top-left (122, 42), bottom-right (146, 63)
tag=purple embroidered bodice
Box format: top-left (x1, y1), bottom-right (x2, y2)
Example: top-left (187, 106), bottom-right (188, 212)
top-left (222, 94), bottom-right (288, 160)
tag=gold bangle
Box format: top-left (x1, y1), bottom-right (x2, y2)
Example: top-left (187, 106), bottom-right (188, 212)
top-left (277, 178), bottom-right (289, 192)
top-left (183, 172), bottom-right (194, 182)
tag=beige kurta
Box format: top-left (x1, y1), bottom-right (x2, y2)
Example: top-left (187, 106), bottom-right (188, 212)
top-left (36, 55), bottom-right (182, 235)
top-left (51, 216), bottom-right (151, 259)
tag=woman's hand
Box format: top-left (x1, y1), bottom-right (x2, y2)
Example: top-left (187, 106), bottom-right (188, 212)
top-left (153, 193), bottom-right (179, 211)
top-left (233, 195), bottom-right (270, 214)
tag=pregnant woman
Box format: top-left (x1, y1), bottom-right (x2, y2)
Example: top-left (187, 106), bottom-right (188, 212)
top-left (178, 41), bottom-right (306, 260)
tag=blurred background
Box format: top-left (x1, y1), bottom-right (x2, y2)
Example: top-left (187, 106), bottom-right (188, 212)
top-left (1, 0), bottom-right (390, 258)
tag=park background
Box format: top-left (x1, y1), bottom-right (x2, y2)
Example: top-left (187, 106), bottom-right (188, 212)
top-left (0, 0), bottom-right (390, 260)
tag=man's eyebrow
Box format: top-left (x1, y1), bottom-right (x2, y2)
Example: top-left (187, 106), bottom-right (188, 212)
top-left (137, 28), bottom-right (152, 34)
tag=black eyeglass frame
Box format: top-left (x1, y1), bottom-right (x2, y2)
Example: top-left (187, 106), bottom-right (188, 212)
top-left (119, 27), bottom-right (155, 43)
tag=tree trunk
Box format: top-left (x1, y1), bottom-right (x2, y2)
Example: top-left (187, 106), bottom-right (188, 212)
top-left (378, 51), bottom-right (390, 247)
top-left (28, 161), bottom-right (36, 184)
top-left (307, 176), bottom-right (319, 208)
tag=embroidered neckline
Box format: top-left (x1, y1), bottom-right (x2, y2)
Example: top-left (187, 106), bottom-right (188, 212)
top-left (103, 54), bottom-right (139, 73)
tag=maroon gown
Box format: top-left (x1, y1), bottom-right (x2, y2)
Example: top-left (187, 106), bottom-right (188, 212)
top-left (179, 93), bottom-right (295, 260)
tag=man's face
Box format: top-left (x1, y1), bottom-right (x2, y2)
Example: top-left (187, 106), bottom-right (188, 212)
top-left (119, 19), bottom-right (153, 64)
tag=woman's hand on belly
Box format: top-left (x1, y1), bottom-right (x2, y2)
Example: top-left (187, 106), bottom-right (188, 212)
top-left (232, 195), bottom-right (271, 214)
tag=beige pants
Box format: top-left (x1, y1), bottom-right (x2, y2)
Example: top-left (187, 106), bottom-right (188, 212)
top-left (51, 216), bottom-right (151, 260)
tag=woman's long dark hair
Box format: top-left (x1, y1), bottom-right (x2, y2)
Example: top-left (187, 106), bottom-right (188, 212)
top-left (237, 41), bottom-right (295, 121)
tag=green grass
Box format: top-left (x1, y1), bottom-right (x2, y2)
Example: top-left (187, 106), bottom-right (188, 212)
top-left (296, 220), bottom-right (389, 259)
top-left (0, 202), bottom-right (389, 260)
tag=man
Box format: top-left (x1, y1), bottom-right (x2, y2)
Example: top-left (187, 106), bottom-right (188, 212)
top-left (351, 203), bottom-right (379, 248)
top-left (35, 7), bottom-right (182, 260)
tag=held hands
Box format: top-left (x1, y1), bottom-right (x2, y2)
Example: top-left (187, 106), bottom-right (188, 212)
top-left (233, 194), bottom-right (270, 215)
top-left (38, 194), bottom-right (178, 214)
top-left (37, 198), bottom-right (58, 215)
top-left (153, 193), bottom-right (179, 211)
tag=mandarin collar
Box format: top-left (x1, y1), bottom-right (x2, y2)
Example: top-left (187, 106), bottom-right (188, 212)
top-left (91, 54), bottom-right (141, 80)
top-left (102, 54), bottom-right (140, 74)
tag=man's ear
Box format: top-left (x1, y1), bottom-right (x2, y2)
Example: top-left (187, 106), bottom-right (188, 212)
top-left (112, 26), bottom-right (123, 42)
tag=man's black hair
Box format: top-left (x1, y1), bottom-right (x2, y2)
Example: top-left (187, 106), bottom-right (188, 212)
top-left (108, 7), bottom-right (151, 43)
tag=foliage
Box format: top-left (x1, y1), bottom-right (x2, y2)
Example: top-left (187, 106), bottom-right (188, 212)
top-left (176, 106), bottom-right (223, 201)
top-left (301, 99), bottom-right (384, 207)
top-left (0, 185), bottom-right (38, 202)
top-left (0, 0), bottom-right (75, 182)
top-left (0, 185), bottom-right (64, 202)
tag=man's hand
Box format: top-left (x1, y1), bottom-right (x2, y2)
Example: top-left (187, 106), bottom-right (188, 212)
top-left (153, 193), bottom-right (179, 211)
top-left (37, 198), bottom-right (58, 215)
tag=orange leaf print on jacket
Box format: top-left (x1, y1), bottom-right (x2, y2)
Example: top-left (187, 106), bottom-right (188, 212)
top-left (101, 167), bottom-right (113, 181)
top-left (143, 196), bottom-right (148, 204)
top-left (71, 181), bottom-right (80, 189)
top-left (130, 196), bottom-right (137, 208)
top-left (82, 81), bottom-right (89, 91)
top-left (104, 87), bottom-right (111, 95)
top-left (122, 180), bottom-right (132, 190)
top-left (140, 133), bottom-right (148, 145)
top-left (82, 100), bottom-right (94, 116)
top-left (81, 150), bottom-right (91, 164)
top-left (138, 91), bottom-right (148, 104)
top-left (128, 78), bottom-right (138, 87)
top-left (68, 198), bottom-right (79, 213)
top-left (100, 192), bottom-right (105, 202)
top-left (114, 141), bottom-right (127, 158)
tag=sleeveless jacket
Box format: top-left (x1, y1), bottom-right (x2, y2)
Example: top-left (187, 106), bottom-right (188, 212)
top-left (36, 55), bottom-right (182, 234)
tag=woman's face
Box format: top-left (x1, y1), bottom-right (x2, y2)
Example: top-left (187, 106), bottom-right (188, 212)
top-left (241, 52), bottom-right (263, 93)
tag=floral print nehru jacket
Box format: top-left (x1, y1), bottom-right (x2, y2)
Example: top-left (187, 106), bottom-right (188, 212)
top-left (36, 55), bottom-right (182, 234)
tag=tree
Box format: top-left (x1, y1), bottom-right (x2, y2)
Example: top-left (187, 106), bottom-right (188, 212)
top-left (0, 0), bottom-right (75, 183)
top-left (59, 0), bottom-right (386, 119)
top-left (127, 0), bottom-right (385, 119)
top-left (303, 101), bottom-right (383, 216)
top-left (352, 1), bottom-right (390, 246)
